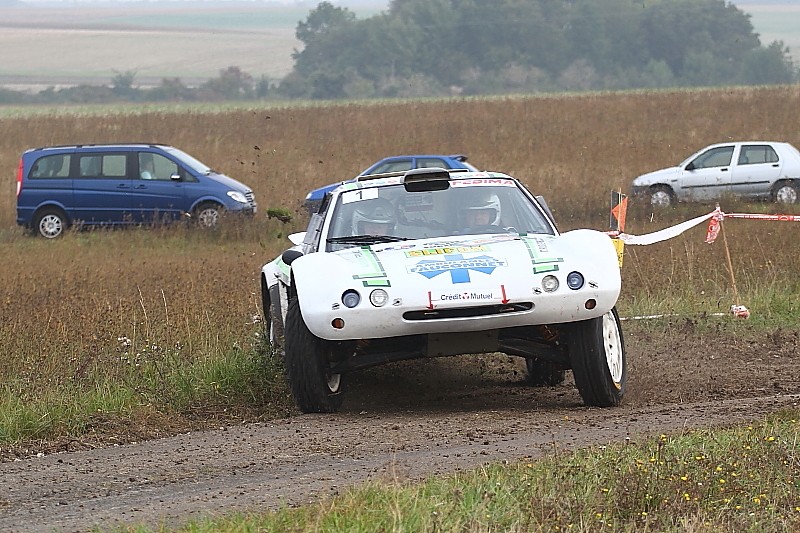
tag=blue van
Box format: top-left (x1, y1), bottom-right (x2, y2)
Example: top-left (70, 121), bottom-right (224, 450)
top-left (15, 144), bottom-right (257, 238)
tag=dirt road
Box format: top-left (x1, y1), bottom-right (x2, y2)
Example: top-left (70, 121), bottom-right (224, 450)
top-left (0, 322), bottom-right (797, 532)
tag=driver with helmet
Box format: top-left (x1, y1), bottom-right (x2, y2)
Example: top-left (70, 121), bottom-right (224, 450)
top-left (351, 198), bottom-right (396, 236)
top-left (459, 191), bottom-right (501, 231)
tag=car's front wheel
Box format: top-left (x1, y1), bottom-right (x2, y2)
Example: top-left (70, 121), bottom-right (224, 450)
top-left (772, 181), bottom-right (799, 204)
top-left (567, 307), bottom-right (626, 407)
top-left (649, 185), bottom-right (675, 208)
top-left (34, 207), bottom-right (68, 239)
top-left (284, 296), bottom-right (345, 413)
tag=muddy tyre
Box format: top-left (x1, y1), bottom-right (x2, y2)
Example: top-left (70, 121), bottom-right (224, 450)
top-left (525, 359), bottom-right (566, 386)
top-left (772, 181), bottom-right (798, 204)
top-left (261, 280), bottom-right (285, 359)
top-left (284, 297), bottom-right (344, 413)
top-left (568, 307), bottom-right (626, 407)
top-left (649, 185), bottom-right (675, 208)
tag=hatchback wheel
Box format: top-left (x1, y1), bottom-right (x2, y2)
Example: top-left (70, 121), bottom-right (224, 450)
top-left (773, 182), bottom-right (799, 204)
top-left (649, 185), bottom-right (675, 208)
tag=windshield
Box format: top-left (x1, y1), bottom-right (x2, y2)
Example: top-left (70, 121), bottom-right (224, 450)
top-left (325, 180), bottom-right (554, 251)
top-left (163, 146), bottom-right (212, 175)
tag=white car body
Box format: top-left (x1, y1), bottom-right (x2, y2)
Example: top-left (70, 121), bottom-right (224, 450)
top-left (631, 141), bottom-right (800, 206)
top-left (261, 169), bottom-right (626, 413)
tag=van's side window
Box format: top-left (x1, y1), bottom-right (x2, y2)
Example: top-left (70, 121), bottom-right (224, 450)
top-left (78, 154), bottom-right (127, 178)
top-left (103, 155), bottom-right (127, 177)
top-left (139, 153), bottom-right (179, 181)
top-left (30, 154), bottom-right (71, 179)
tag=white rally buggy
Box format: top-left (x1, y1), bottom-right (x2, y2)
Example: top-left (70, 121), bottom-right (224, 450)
top-left (261, 168), bottom-right (626, 413)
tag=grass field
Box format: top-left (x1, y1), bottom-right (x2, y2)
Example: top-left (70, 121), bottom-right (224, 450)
top-left (0, 2), bottom-right (797, 92)
top-left (1, 85), bottom-right (799, 444)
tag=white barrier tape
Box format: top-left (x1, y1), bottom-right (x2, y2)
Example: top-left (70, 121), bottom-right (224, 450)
top-left (610, 209), bottom-right (798, 246)
top-left (614, 210), bottom-right (718, 246)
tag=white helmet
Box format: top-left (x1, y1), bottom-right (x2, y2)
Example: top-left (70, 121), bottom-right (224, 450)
top-left (460, 191), bottom-right (501, 226)
top-left (351, 198), bottom-right (396, 234)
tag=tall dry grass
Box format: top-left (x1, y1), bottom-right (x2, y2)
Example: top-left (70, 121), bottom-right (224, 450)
top-left (0, 87), bottom-right (798, 438)
top-left (3, 86), bottom-right (799, 228)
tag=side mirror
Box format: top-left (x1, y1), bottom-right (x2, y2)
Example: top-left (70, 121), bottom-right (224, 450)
top-left (535, 195), bottom-right (557, 226)
top-left (281, 249), bottom-right (303, 266)
top-left (685, 162), bottom-right (696, 171)
top-left (288, 232), bottom-right (306, 246)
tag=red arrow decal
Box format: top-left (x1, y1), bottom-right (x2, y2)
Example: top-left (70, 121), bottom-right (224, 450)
top-left (501, 284), bottom-right (509, 304)
top-left (427, 291), bottom-right (434, 310)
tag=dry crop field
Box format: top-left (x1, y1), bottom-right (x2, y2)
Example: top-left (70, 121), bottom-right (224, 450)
top-left (0, 86), bottom-right (799, 442)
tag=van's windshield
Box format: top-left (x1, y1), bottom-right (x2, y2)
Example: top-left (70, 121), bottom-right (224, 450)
top-left (163, 147), bottom-right (212, 175)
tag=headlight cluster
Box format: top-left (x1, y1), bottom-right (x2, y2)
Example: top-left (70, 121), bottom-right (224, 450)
top-left (540, 271), bottom-right (585, 293)
top-left (341, 288), bottom-right (389, 308)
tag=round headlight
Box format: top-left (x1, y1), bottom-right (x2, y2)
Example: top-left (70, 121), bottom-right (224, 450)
top-left (341, 290), bottom-right (361, 308)
top-left (369, 288), bottom-right (389, 307)
top-left (542, 275), bottom-right (559, 293)
top-left (566, 271), bottom-right (584, 290)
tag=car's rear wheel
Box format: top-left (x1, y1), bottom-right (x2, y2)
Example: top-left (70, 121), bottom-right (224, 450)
top-left (194, 202), bottom-right (224, 228)
top-left (262, 282), bottom-right (285, 359)
top-left (567, 307), bottom-right (626, 407)
top-left (525, 358), bottom-right (566, 386)
top-left (34, 207), bottom-right (68, 239)
top-left (284, 296), bottom-right (344, 413)
top-left (772, 181), bottom-right (798, 204)
top-left (649, 185), bottom-right (675, 207)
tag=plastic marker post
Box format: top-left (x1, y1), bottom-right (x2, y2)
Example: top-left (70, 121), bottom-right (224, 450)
top-left (609, 190), bottom-right (627, 267)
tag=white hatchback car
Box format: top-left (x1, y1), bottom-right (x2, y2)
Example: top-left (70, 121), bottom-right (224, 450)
top-left (631, 141), bottom-right (800, 207)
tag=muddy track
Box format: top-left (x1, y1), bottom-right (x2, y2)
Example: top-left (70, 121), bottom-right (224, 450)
top-left (0, 325), bottom-right (798, 533)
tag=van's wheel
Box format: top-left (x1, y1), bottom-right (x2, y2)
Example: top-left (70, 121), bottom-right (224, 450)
top-left (525, 358), bottom-right (566, 386)
top-left (194, 202), bottom-right (224, 228)
top-left (649, 185), bottom-right (675, 207)
top-left (567, 307), bottom-right (626, 407)
top-left (284, 296), bottom-right (345, 413)
top-left (34, 208), bottom-right (68, 239)
top-left (772, 181), bottom-right (798, 204)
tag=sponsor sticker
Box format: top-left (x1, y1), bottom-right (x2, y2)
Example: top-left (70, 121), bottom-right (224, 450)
top-left (432, 289), bottom-right (499, 303)
top-left (406, 245), bottom-right (487, 257)
top-left (341, 188), bottom-right (379, 204)
top-left (450, 178), bottom-right (516, 187)
top-left (409, 253), bottom-right (507, 284)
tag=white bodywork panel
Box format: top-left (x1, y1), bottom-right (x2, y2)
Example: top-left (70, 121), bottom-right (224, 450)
top-left (288, 230), bottom-right (619, 341)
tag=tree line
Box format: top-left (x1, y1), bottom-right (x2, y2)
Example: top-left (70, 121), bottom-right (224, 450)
top-left (1, 0), bottom-right (796, 105)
